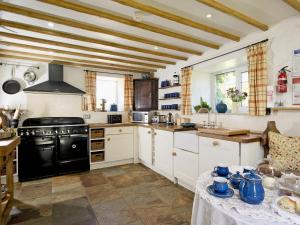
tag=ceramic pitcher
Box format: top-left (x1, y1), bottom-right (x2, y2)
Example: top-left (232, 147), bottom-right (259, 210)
top-left (239, 170), bottom-right (265, 204)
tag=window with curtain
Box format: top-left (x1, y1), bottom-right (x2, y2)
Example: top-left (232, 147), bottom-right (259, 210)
top-left (96, 75), bottom-right (124, 111)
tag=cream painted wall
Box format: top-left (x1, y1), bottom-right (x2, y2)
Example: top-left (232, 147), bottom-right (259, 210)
top-left (0, 61), bottom-right (141, 124)
top-left (155, 15), bottom-right (300, 136)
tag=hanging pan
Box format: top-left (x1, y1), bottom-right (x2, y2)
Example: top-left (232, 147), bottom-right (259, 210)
top-left (2, 66), bottom-right (21, 95)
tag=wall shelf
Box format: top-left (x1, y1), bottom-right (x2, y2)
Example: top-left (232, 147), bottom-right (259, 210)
top-left (159, 84), bottom-right (181, 89)
top-left (159, 97), bottom-right (181, 100)
top-left (272, 106), bottom-right (300, 112)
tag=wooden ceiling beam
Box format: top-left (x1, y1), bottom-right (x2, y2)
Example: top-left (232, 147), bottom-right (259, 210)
top-left (112, 0), bottom-right (240, 41)
top-left (0, 49), bottom-right (156, 72)
top-left (282, 0), bottom-right (300, 11)
top-left (0, 31), bottom-right (176, 64)
top-left (0, 54), bottom-right (148, 73)
top-left (0, 2), bottom-right (202, 56)
top-left (0, 40), bottom-right (165, 69)
top-left (38, 0), bottom-right (220, 49)
top-left (197, 0), bottom-right (269, 31)
top-left (0, 19), bottom-right (185, 60)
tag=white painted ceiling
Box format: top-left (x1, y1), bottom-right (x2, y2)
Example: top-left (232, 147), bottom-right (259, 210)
top-left (0, 0), bottom-right (298, 71)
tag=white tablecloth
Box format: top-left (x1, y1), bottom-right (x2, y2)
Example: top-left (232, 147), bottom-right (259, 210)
top-left (191, 167), bottom-right (300, 225)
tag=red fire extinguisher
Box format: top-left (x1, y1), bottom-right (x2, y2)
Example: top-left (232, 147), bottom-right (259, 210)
top-left (276, 66), bottom-right (290, 93)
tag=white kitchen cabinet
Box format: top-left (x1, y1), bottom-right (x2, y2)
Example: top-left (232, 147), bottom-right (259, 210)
top-left (153, 129), bottom-right (173, 179)
top-left (174, 148), bottom-right (198, 191)
top-left (198, 136), bottom-right (240, 174)
top-left (173, 131), bottom-right (199, 190)
top-left (138, 126), bottom-right (152, 166)
top-left (105, 128), bottom-right (134, 162)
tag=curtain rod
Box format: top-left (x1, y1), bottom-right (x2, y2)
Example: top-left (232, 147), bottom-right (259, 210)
top-left (83, 69), bottom-right (133, 76)
top-left (182, 39), bottom-right (268, 70)
top-left (0, 62), bottom-right (40, 69)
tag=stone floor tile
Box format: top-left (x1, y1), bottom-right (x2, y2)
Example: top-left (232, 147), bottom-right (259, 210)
top-left (53, 197), bottom-right (97, 225)
top-left (18, 182), bottom-right (52, 200)
top-left (81, 173), bottom-right (108, 187)
top-left (93, 198), bottom-right (139, 225)
top-left (51, 186), bottom-right (86, 204)
top-left (86, 184), bottom-right (121, 205)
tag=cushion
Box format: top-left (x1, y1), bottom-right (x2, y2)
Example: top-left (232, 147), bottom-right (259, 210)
top-left (268, 131), bottom-right (300, 172)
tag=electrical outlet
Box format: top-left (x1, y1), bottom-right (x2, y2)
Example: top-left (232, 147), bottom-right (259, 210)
top-left (83, 114), bottom-right (91, 119)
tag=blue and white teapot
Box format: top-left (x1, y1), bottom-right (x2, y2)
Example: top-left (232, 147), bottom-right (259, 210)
top-left (239, 170), bottom-right (265, 204)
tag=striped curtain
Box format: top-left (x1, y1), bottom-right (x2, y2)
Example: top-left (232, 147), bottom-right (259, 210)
top-left (181, 67), bottom-right (193, 115)
top-left (82, 70), bottom-right (97, 111)
top-left (247, 42), bottom-right (268, 116)
top-left (124, 75), bottom-right (133, 112)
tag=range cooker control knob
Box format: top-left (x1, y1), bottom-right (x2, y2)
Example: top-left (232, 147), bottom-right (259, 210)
top-left (20, 132), bottom-right (24, 136)
top-left (26, 131), bottom-right (30, 136)
top-left (43, 131), bottom-right (46, 135)
top-left (84, 128), bottom-right (88, 133)
top-left (31, 131), bottom-right (35, 135)
top-left (67, 130), bottom-right (70, 134)
top-left (55, 130), bottom-right (58, 134)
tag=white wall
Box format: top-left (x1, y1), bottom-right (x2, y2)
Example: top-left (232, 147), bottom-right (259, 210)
top-left (0, 61), bottom-right (141, 124)
top-left (155, 15), bottom-right (300, 136)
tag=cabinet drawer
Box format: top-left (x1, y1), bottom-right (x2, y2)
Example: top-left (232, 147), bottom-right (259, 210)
top-left (198, 136), bottom-right (239, 152)
top-left (105, 127), bottom-right (134, 135)
top-left (174, 132), bottom-right (198, 153)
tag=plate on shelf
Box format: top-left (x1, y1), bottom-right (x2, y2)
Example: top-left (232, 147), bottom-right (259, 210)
top-left (207, 185), bottom-right (234, 198)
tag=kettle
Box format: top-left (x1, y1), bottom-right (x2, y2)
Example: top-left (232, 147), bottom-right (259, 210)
top-left (239, 170), bottom-right (265, 204)
top-left (166, 113), bottom-right (174, 125)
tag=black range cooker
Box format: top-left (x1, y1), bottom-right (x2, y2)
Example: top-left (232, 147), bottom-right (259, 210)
top-left (17, 117), bottom-right (89, 182)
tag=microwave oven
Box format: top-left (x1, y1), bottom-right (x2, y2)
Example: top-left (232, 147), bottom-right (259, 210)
top-left (107, 114), bottom-right (122, 124)
top-left (132, 111), bottom-right (155, 123)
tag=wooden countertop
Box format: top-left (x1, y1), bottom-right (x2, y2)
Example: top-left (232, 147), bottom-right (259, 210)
top-left (197, 132), bottom-right (261, 143)
top-left (0, 136), bottom-right (20, 157)
top-left (138, 124), bottom-right (197, 132)
top-left (88, 122), bottom-right (196, 132)
top-left (89, 123), bottom-right (135, 128)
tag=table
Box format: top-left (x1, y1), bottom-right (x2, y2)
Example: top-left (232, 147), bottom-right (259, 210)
top-left (191, 166), bottom-right (300, 225)
top-left (0, 137), bottom-right (20, 225)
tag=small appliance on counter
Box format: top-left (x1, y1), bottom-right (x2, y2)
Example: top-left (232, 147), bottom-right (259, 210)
top-left (166, 112), bottom-right (174, 125)
top-left (107, 114), bottom-right (122, 124)
top-left (151, 114), bottom-right (166, 124)
top-left (132, 111), bottom-right (154, 123)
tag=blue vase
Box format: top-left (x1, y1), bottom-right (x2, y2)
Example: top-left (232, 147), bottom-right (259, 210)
top-left (239, 170), bottom-right (265, 204)
top-left (216, 101), bottom-right (227, 113)
top-left (110, 104), bottom-right (118, 112)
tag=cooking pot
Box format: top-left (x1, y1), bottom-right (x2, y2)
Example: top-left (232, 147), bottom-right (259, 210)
top-left (23, 69), bottom-right (37, 83)
top-left (2, 67), bottom-right (21, 95)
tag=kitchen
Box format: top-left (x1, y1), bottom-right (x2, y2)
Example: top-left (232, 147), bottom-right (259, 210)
top-left (0, 0), bottom-right (300, 225)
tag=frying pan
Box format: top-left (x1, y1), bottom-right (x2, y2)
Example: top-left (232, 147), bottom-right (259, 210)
top-left (2, 66), bottom-right (21, 95)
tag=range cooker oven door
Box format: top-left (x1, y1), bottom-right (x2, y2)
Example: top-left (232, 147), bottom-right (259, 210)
top-left (57, 134), bottom-right (89, 174)
top-left (18, 136), bottom-right (57, 182)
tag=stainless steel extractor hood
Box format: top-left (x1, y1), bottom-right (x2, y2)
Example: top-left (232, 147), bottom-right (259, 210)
top-left (23, 63), bottom-right (85, 95)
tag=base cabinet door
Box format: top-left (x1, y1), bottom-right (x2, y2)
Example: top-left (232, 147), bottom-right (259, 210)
top-left (198, 137), bottom-right (239, 174)
top-left (154, 129), bottom-right (173, 179)
top-left (138, 127), bottom-right (152, 165)
top-left (105, 134), bottom-right (134, 162)
top-left (174, 148), bottom-right (198, 189)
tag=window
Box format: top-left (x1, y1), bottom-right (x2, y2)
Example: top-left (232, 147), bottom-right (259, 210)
top-left (214, 68), bottom-right (249, 112)
top-left (96, 75), bottom-right (124, 111)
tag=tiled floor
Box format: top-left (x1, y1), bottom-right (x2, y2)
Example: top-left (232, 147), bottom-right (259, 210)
top-left (8, 164), bottom-right (194, 225)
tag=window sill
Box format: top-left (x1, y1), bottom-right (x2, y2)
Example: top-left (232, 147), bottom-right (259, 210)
top-left (193, 112), bottom-right (249, 116)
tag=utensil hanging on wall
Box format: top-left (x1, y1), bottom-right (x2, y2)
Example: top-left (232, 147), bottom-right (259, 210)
top-left (23, 69), bottom-right (37, 84)
top-left (2, 66), bottom-right (21, 94)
